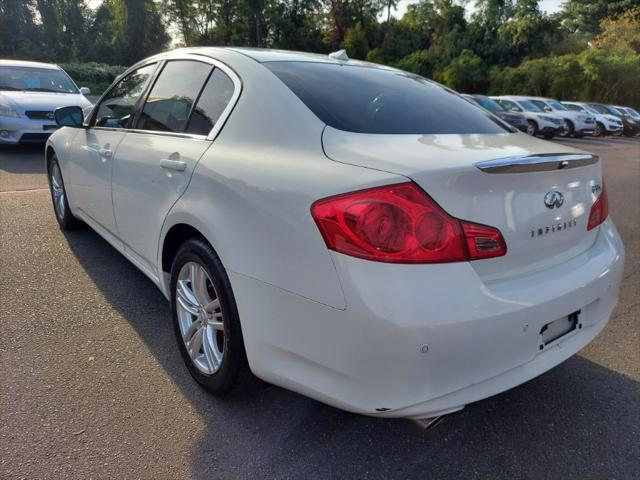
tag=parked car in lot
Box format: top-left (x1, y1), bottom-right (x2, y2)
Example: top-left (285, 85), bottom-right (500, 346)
top-left (611, 105), bottom-right (640, 136)
top-left (46, 48), bottom-right (623, 420)
top-left (462, 94), bottom-right (527, 131)
top-left (590, 103), bottom-right (640, 137)
top-left (562, 101), bottom-right (623, 137)
top-left (0, 60), bottom-right (92, 144)
top-left (615, 105), bottom-right (640, 123)
top-left (523, 96), bottom-right (595, 138)
top-left (492, 95), bottom-right (563, 138)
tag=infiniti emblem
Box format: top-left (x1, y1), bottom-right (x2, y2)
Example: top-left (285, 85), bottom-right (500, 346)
top-left (544, 191), bottom-right (564, 209)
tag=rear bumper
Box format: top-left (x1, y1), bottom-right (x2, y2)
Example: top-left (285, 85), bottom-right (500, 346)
top-left (0, 116), bottom-right (58, 144)
top-left (231, 219), bottom-right (624, 419)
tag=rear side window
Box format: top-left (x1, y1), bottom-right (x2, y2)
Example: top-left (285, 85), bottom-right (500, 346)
top-left (136, 60), bottom-right (212, 133)
top-left (185, 68), bottom-right (235, 135)
top-left (265, 62), bottom-right (509, 134)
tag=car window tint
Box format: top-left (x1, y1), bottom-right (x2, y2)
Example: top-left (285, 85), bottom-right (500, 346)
top-left (137, 60), bottom-right (212, 133)
top-left (564, 104), bottom-right (583, 112)
top-left (475, 96), bottom-right (503, 112)
top-left (265, 62), bottom-right (509, 134)
top-left (530, 100), bottom-right (549, 111)
top-left (94, 64), bottom-right (157, 128)
top-left (0, 66), bottom-right (77, 93)
top-left (549, 101), bottom-right (567, 111)
top-left (185, 68), bottom-right (235, 135)
top-left (497, 99), bottom-right (521, 112)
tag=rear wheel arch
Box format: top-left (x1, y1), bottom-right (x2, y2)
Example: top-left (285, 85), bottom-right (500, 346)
top-left (161, 223), bottom-right (210, 275)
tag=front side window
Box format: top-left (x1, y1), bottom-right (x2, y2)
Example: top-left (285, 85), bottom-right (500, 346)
top-left (265, 62), bottom-right (509, 134)
top-left (497, 99), bottom-right (521, 112)
top-left (136, 60), bottom-right (212, 133)
top-left (185, 68), bottom-right (235, 135)
top-left (564, 104), bottom-right (584, 112)
top-left (518, 100), bottom-right (542, 112)
top-left (530, 100), bottom-right (550, 111)
top-left (93, 63), bottom-right (157, 128)
top-left (0, 66), bottom-right (77, 93)
top-left (548, 101), bottom-right (567, 111)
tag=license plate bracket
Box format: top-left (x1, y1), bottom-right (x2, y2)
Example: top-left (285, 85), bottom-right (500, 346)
top-left (539, 310), bottom-right (581, 350)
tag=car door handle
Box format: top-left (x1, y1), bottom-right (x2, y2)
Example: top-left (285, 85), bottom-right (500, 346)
top-left (160, 159), bottom-right (187, 172)
top-left (99, 148), bottom-right (112, 158)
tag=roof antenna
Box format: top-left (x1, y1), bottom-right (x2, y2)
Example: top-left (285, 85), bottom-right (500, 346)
top-left (328, 49), bottom-right (349, 61)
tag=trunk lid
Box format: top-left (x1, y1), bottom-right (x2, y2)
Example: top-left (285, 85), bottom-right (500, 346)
top-left (322, 128), bottom-right (603, 281)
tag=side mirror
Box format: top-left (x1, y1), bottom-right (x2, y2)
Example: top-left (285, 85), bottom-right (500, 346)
top-left (79, 86), bottom-right (91, 95)
top-left (544, 107), bottom-right (552, 112)
top-left (54, 106), bottom-right (84, 128)
top-left (511, 107), bottom-right (521, 112)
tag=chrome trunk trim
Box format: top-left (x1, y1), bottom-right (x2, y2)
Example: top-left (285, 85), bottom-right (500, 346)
top-left (475, 153), bottom-right (599, 174)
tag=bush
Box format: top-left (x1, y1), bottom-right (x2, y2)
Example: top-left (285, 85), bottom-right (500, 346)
top-left (488, 48), bottom-right (640, 108)
top-left (59, 62), bottom-right (127, 94)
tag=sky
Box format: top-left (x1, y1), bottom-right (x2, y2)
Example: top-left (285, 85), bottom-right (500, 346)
top-left (393, 0), bottom-right (566, 18)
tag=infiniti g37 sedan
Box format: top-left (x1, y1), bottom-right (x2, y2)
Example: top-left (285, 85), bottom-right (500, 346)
top-left (46, 48), bottom-right (624, 420)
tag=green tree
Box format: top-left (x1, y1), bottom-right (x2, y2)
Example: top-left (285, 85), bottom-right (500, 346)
top-left (441, 48), bottom-right (488, 91)
top-left (344, 21), bottom-right (369, 58)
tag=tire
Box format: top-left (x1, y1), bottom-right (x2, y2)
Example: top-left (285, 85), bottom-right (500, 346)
top-left (594, 122), bottom-right (604, 137)
top-left (558, 120), bottom-right (572, 138)
top-left (526, 120), bottom-right (538, 136)
top-left (47, 155), bottom-right (81, 230)
top-left (170, 237), bottom-right (251, 395)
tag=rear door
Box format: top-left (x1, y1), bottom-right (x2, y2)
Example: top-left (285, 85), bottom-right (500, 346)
top-left (110, 57), bottom-right (238, 276)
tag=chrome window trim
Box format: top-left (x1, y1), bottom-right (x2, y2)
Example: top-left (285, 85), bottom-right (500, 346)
top-left (86, 53), bottom-right (242, 142)
top-left (476, 153), bottom-right (599, 174)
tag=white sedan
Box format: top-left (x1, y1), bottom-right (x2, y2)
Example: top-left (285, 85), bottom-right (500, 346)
top-left (45, 48), bottom-right (624, 420)
top-left (0, 60), bottom-right (92, 144)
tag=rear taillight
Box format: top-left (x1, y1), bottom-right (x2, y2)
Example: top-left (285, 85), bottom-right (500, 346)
top-left (311, 182), bottom-right (506, 263)
top-left (587, 180), bottom-right (609, 230)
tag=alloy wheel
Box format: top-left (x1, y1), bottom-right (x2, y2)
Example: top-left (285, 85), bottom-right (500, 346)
top-left (175, 261), bottom-right (225, 375)
top-left (50, 163), bottom-right (66, 220)
top-left (526, 122), bottom-right (536, 136)
top-left (558, 120), bottom-right (570, 137)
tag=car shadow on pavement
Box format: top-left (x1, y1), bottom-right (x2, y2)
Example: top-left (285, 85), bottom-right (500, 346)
top-left (0, 144), bottom-right (46, 175)
top-left (62, 226), bottom-right (640, 480)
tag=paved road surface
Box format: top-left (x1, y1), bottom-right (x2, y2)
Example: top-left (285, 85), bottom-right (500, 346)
top-left (1, 136), bottom-right (639, 479)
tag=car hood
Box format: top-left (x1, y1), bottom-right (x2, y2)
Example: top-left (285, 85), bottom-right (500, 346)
top-left (0, 91), bottom-right (92, 115)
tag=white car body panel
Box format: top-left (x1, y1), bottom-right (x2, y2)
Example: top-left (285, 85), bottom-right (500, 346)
top-left (45, 47), bottom-right (624, 419)
top-left (491, 96), bottom-right (563, 133)
top-left (519, 96), bottom-right (595, 135)
top-left (0, 60), bottom-right (92, 144)
top-left (562, 101), bottom-right (623, 134)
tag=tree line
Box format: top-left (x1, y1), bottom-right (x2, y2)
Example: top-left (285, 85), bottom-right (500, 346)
top-left (0, 0), bottom-right (638, 106)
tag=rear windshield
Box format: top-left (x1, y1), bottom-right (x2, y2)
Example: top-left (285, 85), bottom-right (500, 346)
top-left (265, 62), bottom-right (510, 134)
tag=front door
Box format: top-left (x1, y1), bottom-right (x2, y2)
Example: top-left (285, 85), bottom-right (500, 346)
top-left (67, 63), bottom-right (157, 234)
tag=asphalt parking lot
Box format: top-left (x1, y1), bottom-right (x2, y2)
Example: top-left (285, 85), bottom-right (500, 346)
top-left (1, 136), bottom-right (639, 479)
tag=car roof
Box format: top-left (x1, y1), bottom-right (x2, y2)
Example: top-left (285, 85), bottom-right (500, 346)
top-left (0, 59), bottom-right (60, 70)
